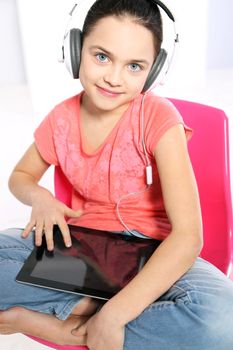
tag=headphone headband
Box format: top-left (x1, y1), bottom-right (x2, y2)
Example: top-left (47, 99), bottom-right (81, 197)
top-left (150, 0), bottom-right (175, 22)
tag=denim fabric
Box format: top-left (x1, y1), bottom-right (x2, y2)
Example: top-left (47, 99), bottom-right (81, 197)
top-left (1, 228), bottom-right (233, 349)
top-left (124, 258), bottom-right (233, 350)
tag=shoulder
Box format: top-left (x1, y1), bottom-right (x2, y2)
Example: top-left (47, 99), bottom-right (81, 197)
top-left (35, 92), bottom-right (82, 138)
top-left (143, 92), bottom-right (182, 121)
top-left (41, 92), bottom-right (82, 132)
top-left (141, 92), bottom-right (184, 136)
top-left (139, 92), bottom-right (192, 154)
top-left (51, 93), bottom-right (82, 118)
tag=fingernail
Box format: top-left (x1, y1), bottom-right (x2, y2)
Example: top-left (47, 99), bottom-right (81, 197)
top-left (66, 242), bottom-right (72, 248)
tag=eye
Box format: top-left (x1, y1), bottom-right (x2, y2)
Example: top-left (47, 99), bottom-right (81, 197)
top-left (95, 53), bottom-right (109, 63)
top-left (128, 63), bottom-right (142, 72)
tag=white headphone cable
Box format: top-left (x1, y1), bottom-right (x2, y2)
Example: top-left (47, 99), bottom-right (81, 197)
top-left (115, 93), bottom-right (153, 235)
top-left (141, 93), bottom-right (153, 185)
top-left (116, 186), bottom-right (150, 235)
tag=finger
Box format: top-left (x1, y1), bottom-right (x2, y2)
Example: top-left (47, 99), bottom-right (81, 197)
top-left (64, 206), bottom-right (82, 218)
top-left (44, 224), bottom-right (54, 251)
top-left (21, 221), bottom-right (35, 238)
top-left (34, 222), bottom-right (44, 247)
top-left (57, 220), bottom-right (72, 248)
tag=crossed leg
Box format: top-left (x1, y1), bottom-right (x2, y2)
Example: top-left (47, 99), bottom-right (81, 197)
top-left (0, 297), bottom-right (100, 345)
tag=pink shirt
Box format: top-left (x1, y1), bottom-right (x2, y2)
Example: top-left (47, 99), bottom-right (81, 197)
top-left (34, 91), bottom-right (192, 240)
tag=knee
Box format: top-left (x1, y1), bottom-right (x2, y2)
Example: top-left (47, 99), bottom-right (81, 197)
top-left (196, 302), bottom-right (233, 349)
top-left (203, 322), bottom-right (233, 350)
top-left (0, 229), bottom-right (34, 259)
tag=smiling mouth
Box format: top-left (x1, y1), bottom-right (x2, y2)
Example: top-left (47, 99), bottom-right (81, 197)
top-left (96, 85), bottom-right (123, 97)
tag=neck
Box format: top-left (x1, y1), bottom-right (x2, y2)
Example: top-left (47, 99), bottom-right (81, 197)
top-left (81, 92), bottom-right (130, 122)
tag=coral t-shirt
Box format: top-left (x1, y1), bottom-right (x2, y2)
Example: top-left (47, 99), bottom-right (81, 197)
top-left (34, 91), bottom-right (192, 240)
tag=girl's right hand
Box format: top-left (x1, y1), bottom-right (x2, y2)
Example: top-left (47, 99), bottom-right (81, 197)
top-left (21, 191), bottom-right (82, 251)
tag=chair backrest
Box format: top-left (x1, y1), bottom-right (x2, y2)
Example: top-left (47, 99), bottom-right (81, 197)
top-left (168, 98), bottom-right (233, 277)
top-left (54, 98), bottom-right (233, 277)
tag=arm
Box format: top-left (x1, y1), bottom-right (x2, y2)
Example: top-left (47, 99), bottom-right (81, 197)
top-left (9, 142), bottom-right (51, 205)
top-left (101, 124), bottom-right (203, 324)
top-left (9, 142), bottom-right (82, 250)
top-left (73, 124), bottom-right (203, 349)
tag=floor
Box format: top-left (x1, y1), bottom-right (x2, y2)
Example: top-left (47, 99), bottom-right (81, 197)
top-left (0, 70), bottom-right (233, 348)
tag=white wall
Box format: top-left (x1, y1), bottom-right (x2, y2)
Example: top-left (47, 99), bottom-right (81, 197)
top-left (0, 0), bottom-right (26, 85)
top-left (207, 0), bottom-right (233, 69)
top-left (162, 0), bottom-right (208, 90)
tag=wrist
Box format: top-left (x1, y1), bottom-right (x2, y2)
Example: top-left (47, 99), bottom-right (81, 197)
top-left (99, 300), bottom-right (128, 327)
top-left (30, 186), bottom-right (54, 206)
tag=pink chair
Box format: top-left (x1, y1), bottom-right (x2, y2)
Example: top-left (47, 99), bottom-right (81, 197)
top-left (28, 99), bottom-right (233, 349)
top-left (169, 98), bottom-right (233, 278)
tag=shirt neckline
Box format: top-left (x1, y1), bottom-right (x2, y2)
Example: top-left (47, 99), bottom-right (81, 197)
top-left (76, 92), bottom-right (135, 157)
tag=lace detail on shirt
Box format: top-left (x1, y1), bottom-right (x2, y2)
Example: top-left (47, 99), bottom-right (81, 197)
top-left (53, 112), bottom-right (146, 203)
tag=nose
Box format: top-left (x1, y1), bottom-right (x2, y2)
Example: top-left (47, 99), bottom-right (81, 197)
top-left (103, 65), bottom-right (123, 87)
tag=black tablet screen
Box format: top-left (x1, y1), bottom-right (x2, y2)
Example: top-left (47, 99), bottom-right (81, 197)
top-left (16, 225), bottom-right (160, 300)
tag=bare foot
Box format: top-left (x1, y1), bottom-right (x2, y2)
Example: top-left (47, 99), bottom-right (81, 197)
top-left (0, 307), bottom-right (89, 345)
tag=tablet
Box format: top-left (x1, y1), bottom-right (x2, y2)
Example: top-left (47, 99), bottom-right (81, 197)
top-left (16, 225), bottom-right (160, 300)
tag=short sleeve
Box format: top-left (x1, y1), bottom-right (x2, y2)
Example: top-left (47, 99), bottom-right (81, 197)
top-left (34, 109), bottom-right (59, 166)
top-left (144, 95), bottom-right (193, 154)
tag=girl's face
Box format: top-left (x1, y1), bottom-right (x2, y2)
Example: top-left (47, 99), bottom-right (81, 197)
top-left (79, 15), bottom-right (156, 115)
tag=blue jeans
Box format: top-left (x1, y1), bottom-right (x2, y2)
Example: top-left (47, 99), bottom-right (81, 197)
top-left (1, 228), bottom-right (233, 349)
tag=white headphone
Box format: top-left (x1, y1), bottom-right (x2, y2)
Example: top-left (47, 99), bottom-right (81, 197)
top-left (60, 1), bottom-right (179, 93)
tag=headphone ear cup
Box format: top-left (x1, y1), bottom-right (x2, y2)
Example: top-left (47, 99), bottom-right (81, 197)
top-left (142, 49), bottom-right (168, 93)
top-left (63, 28), bottom-right (82, 79)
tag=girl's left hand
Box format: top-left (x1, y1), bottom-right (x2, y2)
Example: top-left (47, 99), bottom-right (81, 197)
top-left (72, 309), bottom-right (125, 350)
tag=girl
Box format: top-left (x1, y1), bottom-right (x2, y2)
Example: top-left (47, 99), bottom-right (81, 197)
top-left (1, 0), bottom-right (233, 349)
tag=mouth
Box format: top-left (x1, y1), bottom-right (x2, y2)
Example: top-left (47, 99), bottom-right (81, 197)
top-left (96, 85), bottom-right (124, 98)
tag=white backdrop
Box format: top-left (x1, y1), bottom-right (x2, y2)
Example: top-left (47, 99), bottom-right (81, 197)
top-left (0, 0), bottom-right (26, 85)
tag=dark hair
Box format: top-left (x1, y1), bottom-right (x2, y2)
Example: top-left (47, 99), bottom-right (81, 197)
top-left (82, 0), bottom-right (163, 55)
